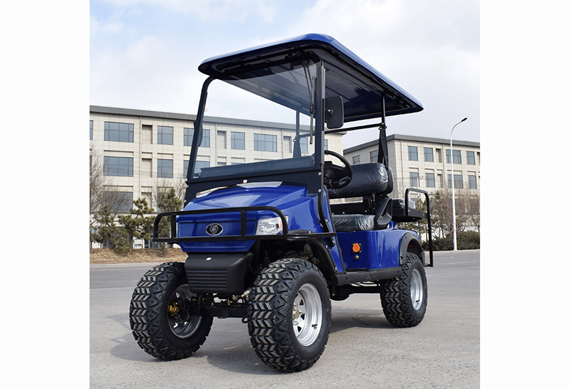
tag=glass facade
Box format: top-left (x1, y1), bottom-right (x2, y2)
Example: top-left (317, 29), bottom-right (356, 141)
top-left (231, 132), bottom-right (245, 150)
top-left (254, 133), bottom-right (277, 152)
top-left (157, 159), bottom-right (173, 178)
top-left (104, 122), bottom-right (134, 142)
top-left (157, 126), bottom-right (173, 145)
top-left (104, 156), bottom-right (133, 177)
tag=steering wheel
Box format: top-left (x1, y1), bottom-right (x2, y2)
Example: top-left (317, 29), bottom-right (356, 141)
top-left (323, 150), bottom-right (353, 189)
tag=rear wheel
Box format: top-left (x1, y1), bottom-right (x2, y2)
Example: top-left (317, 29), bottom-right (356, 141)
top-left (129, 262), bottom-right (213, 360)
top-left (248, 258), bottom-right (331, 372)
top-left (380, 252), bottom-right (428, 327)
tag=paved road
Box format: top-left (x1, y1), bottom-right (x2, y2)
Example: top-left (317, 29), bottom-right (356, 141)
top-left (91, 250), bottom-right (479, 388)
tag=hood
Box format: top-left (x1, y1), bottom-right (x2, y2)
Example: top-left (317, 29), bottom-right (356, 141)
top-left (186, 182), bottom-right (310, 211)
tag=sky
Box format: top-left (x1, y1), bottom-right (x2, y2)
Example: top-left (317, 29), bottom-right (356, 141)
top-left (90, 0), bottom-right (480, 148)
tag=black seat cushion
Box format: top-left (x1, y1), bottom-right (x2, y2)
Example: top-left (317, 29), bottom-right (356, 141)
top-left (332, 214), bottom-right (374, 231)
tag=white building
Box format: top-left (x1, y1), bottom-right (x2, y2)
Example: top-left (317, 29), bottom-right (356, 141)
top-left (90, 105), bottom-right (345, 211)
top-left (343, 134), bottom-right (480, 199)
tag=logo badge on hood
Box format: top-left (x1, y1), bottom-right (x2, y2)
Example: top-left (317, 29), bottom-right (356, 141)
top-left (205, 223), bottom-right (223, 236)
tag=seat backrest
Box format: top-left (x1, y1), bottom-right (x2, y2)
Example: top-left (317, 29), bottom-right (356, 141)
top-left (328, 163), bottom-right (392, 199)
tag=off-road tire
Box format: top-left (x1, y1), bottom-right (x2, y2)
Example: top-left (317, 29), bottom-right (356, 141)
top-left (129, 262), bottom-right (213, 360)
top-left (248, 258), bottom-right (332, 372)
top-left (380, 252), bottom-right (428, 327)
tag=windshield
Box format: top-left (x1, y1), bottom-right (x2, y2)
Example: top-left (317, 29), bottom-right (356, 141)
top-left (190, 61), bottom-right (319, 180)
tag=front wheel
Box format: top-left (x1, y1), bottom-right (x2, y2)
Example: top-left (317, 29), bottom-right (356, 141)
top-left (129, 262), bottom-right (213, 360)
top-left (380, 252), bottom-right (428, 327)
top-left (248, 258), bottom-right (331, 372)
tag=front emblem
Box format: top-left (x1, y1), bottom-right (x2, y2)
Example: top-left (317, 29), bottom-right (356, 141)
top-left (205, 223), bottom-right (223, 236)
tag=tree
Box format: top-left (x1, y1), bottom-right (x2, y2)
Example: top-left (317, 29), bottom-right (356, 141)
top-left (118, 198), bottom-right (156, 247)
top-left (90, 148), bottom-right (133, 250)
top-left (156, 187), bottom-right (184, 243)
top-left (90, 205), bottom-right (131, 253)
top-left (428, 188), bottom-right (480, 239)
top-left (151, 178), bottom-right (186, 211)
top-left (464, 190), bottom-right (480, 233)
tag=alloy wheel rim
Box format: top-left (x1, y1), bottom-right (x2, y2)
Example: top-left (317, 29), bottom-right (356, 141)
top-left (167, 285), bottom-right (202, 338)
top-left (410, 268), bottom-right (424, 310)
top-left (292, 284), bottom-right (323, 346)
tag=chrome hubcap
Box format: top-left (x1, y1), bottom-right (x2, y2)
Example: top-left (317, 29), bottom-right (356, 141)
top-left (293, 284), bottom-right (322, 346)
top-left (410, 269), bottom-right (424, 310)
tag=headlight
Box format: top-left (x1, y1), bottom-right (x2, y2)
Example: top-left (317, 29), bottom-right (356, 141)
top-left (256, 216), bottom-right (288, 235)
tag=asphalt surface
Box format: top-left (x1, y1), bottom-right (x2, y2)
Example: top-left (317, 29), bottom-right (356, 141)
top-left (90, 250), bottom-right (480, 388)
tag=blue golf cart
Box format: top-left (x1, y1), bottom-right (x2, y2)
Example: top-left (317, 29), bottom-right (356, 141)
top-left (129, 33), bottom-right (433, 372)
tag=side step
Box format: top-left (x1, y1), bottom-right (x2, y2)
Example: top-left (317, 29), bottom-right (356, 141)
top-left (333, 267), bottom-right (402, 286)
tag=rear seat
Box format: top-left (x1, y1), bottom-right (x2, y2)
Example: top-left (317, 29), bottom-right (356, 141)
top-left (328, 163), bottom-right (393, 231)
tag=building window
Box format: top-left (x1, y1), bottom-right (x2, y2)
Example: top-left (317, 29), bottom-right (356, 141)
top-left (467, 151), bottom-right (476, 165)
top-left (157, 159), bottom-right (173, 178)
top-left (324, 139), bottom-right (329, 151)
top-left (446, 149), bottom-right (462, 164)
top-left (157, 126), bottom-right (173, 145)
top-left (104, 156), bottom-right (133, 177)
top-left (300, 137), bottom-right (308, 154)
top-left (104, 121), bottom-right (134, 143)
top-left (448, 174), bottom-right (464, 189)
top-left (102, 191), bottom-right (133, 213)
top-left (183, 160), bottom-right (192, 177)
top-left (353, 155), bottom-right (360, 165)
top-left (424, 147), bottom-right (434, 162)
top-left (370, 150), bottom-right (378, 163)
top-left (194, 161), bottom-right (210, 177)
top-left (426, 173), bottom-right (435, 188)
top-left (408, 146), bottom-right (418, 161)
top-left (184, 128), bottom-right (209, 147)
top-left (231, 132), bottom-right (245, 150)
top-left (200, 129), bottom-right (210, 147)
top-left (410, 172), bottom-right (420, 187)
top-left (254, 134), bottom-right (277, 152)
top-left (469, 175), bottom-right (478, 189)
top-left (184, 128), bottom-right (193, 146)
top-left (90, 120), bottom-right (93, 140)
top-left (454, 150), bottom-right (462, 164)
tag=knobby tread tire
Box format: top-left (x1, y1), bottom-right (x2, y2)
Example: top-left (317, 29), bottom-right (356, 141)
top-left (247, 258), bottom-right (331, 372)
top-left (380, 252), bottom-right (428, 327)
top-left (129, 262), bottom-right (213, 360)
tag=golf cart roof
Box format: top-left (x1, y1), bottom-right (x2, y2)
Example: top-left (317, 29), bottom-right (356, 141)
top-left (199, 33), bottom-right (423, 122)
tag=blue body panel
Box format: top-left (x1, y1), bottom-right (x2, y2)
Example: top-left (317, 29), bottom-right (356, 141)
top-left (177, 183), bottom-right (324, 252)
top-left (336, 229), bottom-right (417, 270)
top-left (177, 182), bottom-right (418, 271)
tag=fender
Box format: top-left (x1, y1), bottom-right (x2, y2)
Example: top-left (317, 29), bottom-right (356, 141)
top-left (399, 231), bottom-right (423, 265)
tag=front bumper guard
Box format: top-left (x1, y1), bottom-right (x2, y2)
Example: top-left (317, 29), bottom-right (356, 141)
top-left (152, 205), bottom-right (335, 243)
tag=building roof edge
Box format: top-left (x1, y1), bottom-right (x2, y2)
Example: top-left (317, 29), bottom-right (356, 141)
top-left (344, 133), bottom-right (480, 153)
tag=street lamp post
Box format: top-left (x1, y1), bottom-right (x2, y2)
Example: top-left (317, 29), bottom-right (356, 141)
top-left (450, 117), bottom-right (468, 251)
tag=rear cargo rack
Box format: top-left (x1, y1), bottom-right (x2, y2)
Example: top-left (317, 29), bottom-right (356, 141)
top-left (403, 188), bottom-right (433, 267)
top-left (153, 205), bottom-right (336, 243)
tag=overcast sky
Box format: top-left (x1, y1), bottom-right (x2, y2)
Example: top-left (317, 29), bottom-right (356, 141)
top-left (90, 0), bottom-right (480, 148)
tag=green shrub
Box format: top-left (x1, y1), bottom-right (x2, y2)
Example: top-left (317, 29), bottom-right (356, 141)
top-left (421, 231), bottom-right (480, 251)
